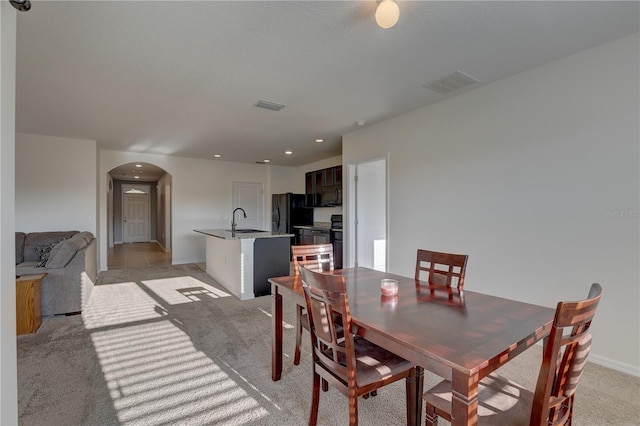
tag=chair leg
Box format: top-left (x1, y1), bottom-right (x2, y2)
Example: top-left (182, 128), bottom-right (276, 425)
top-left (348, 389), bottom-right (358, 426)
top-left (568, 394), bottom-right (575, 425)
top-left (294, 305), bottom-right (304, 365)
top-left (309, 371), bottom-right (320, 426)
top-left (322, 378), bottom-right (328, 392)
top-left (424, 402), bottom-right (438, 426)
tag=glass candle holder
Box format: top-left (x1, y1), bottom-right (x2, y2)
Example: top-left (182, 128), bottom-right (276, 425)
top-left (380, 279), bottom-right (399, 296)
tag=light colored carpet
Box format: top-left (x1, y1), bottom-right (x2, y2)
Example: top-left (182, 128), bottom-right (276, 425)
top-left (17, 264), bottom-right (639, 425)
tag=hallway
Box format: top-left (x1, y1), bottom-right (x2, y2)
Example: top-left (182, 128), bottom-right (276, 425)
top-left (107, 242), bottom-right (172, 270)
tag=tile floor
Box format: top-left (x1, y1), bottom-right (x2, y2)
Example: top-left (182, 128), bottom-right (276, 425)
top-left (106, 242), bottom-right (172, 270)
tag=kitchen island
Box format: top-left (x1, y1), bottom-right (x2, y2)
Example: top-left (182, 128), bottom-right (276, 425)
top-left (194, 229), bottom-right (292, 300)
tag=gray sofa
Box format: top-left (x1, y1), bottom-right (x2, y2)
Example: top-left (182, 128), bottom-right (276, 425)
top-left (15, 231), bottom-right (97, 316)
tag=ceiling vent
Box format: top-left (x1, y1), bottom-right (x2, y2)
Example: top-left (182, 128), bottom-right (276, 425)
top-left (254, 99), bottom-right (286, 111)
top-left (423, 71), bottom-right (478, 94)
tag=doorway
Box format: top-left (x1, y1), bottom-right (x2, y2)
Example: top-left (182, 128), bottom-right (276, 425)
top-left (348, 157), bottom-right (388, 271)
top-left (123, 184), bottom-right (150, 243)
top-left (232, 182), bottom-right (264, 230)
top-left (106, 163), bottom-right (173, 269)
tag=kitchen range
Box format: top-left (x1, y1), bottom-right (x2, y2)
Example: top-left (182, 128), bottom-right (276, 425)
top-left (292, 214), bottom-right (343, 269)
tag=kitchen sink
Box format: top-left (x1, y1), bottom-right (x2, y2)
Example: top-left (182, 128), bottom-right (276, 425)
top-left (225, 229), bottom-right (266, 233)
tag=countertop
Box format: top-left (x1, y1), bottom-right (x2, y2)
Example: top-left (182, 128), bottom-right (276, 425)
top-left (293, 223), bottom-right (342, 232)
top-left (194, 229), bottom-right (294, 240)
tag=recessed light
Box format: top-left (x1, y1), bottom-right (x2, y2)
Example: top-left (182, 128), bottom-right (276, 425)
top-left (134, 176), bottom-right (140, 179)
top-left (356, 120), bottom-right (366, 126)
top-left (263, 159), bottom-right (271, 163)
top-left (315, 138), bottom-right (324, 143)
top-left (214, 154), bottom-right (222, 158)
top-left (135, 164), bottom-right (142, 168)
top-left (285, 151), bottom-right (293, 155)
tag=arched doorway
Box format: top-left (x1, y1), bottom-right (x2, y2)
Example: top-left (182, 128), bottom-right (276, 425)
top-left (106, 162), bottom-right (172, 269)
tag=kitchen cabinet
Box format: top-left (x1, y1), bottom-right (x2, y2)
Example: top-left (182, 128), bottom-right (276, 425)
top-left (305, 165), bottom-right (342, 207)
top-left (297, 228), bottom-right (330, 245)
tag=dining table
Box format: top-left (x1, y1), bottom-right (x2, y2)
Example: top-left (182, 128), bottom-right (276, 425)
top-left (269, 267), bottom-right (555, 426)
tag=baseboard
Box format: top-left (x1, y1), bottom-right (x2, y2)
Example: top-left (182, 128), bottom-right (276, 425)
top-left (153, 240), bottom-right (171, 252)
top-left (114, 240), bottom-right (123, 245)
top-left (173, 258), bottom-right (204, 266)
top-left (588, 353), bottom-right (640, 377)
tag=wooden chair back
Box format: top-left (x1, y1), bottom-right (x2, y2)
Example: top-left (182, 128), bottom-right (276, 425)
top-left (531, 283), bottom-right (602, 426)
top-left (292, 244), bottom-right (334, 275)
top-left (298, 265), bottom-right (353, 381)
top-left (299, 265), bottom-right (414, 425)
top-left (415, 249), bottom-right (468, 288)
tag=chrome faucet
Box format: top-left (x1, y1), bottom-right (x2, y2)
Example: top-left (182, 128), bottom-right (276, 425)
top-left (231, 207), bottom-right (247, 235)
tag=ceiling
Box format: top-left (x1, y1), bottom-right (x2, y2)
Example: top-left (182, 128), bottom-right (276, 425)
top-left (108, 162), bottom-right (167, 183)
top-left (15, 1), bottom-right (639, 168)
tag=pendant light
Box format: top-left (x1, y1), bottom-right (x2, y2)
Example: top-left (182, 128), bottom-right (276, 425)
top-left (375, 0), bottom-right (400, 29)
top-left (10, 0), bottom-right (31, 11)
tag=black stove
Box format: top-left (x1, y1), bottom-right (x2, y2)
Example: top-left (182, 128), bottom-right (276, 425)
top-left (330, 214), bottom-right (343, 230)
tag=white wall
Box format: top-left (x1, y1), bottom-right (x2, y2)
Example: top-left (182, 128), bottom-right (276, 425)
top-left (16, 133), bottom-right (97, 234)
top-left (0, 4), bottom-right (18, 424)
top-left (268, 164), bottom-right (297, 195)
top-left (99, 151), bottom-right (272, 269)
top-left (343, 34), bottom-right (640, 374)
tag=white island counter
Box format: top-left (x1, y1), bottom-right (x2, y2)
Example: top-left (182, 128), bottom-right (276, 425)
top-left (194, 229), bottom-right (293, 300)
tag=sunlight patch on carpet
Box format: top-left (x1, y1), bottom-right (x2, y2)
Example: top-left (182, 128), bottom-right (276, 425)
top-left (258, 307), bottom-right (294, 329)
top-left (91, 320), bottom-right (269, 425)
top-left (143, 276), bottom-right (231, 305)
top-left (82, 282), bottom-right (166, 329)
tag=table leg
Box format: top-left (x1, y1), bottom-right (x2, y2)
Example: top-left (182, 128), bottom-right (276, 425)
top-left (450, 370), bottom-right (479, 426)
top-left (272, 284), bottom-right (283, 381)
top-left (406, 366), bottom-right (424, 426)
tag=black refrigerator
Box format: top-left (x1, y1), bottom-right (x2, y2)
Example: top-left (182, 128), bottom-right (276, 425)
top-left (272, 193), bottom-right (313, 236)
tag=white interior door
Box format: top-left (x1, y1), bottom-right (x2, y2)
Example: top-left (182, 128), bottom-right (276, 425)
top-left (232, 182), bottom-right (264, 230)
top-left (352, 158), bottom-right (387, 271)
top-left (123, 184), bottom-right (150, 243)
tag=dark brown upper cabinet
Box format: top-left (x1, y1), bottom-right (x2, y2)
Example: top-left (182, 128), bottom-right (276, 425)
top-left (305, 165), bottom-right (342, 207)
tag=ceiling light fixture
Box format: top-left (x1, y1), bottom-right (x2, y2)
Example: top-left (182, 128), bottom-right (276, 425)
top-left (375, 0), bottom-right (400, 29)
top-left (135, 164), bottom-right (142, 168)
top-left (315, 138), bottom-right (324, 143)
top-left (285, 151), bottom-right (293, 155)
top-left (263, 159), bottom-right (271, 163)
top-left (214, 154), bottom-right (222, 158)
top-left (9, 0), bottom-right (31, 12)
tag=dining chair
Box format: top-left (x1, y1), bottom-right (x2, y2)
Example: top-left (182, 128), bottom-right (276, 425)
top-left (414, 249), bottom-right (468, 288)
top-left (291, 244), bottom-right (335, 365)
top-left (424, 283), bottom-right (602, 426)
top-left (298, 265), bottom-right (414, 426)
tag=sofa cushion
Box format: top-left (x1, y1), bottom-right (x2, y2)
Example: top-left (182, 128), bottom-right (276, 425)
top-left (46, 235), bottom-right (89, 269)
top-left (23, 231), bottom-right (78, 262)
top-left (15, 232), bottom-right (26, 265)
top-left (36, 241), bottom-right (60, 267)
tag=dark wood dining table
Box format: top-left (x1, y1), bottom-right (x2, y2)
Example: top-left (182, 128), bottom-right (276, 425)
top-left (269, 267), bottom-right (555, 426)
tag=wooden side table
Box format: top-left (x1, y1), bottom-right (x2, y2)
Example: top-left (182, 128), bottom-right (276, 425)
top-left (16, 273), bottom-right (47, 335)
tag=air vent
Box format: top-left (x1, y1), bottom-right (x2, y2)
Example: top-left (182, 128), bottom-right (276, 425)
top-left (254, 99), bottom-right (286, 111)
top-left (423, 71), bottom-right (478, 94)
